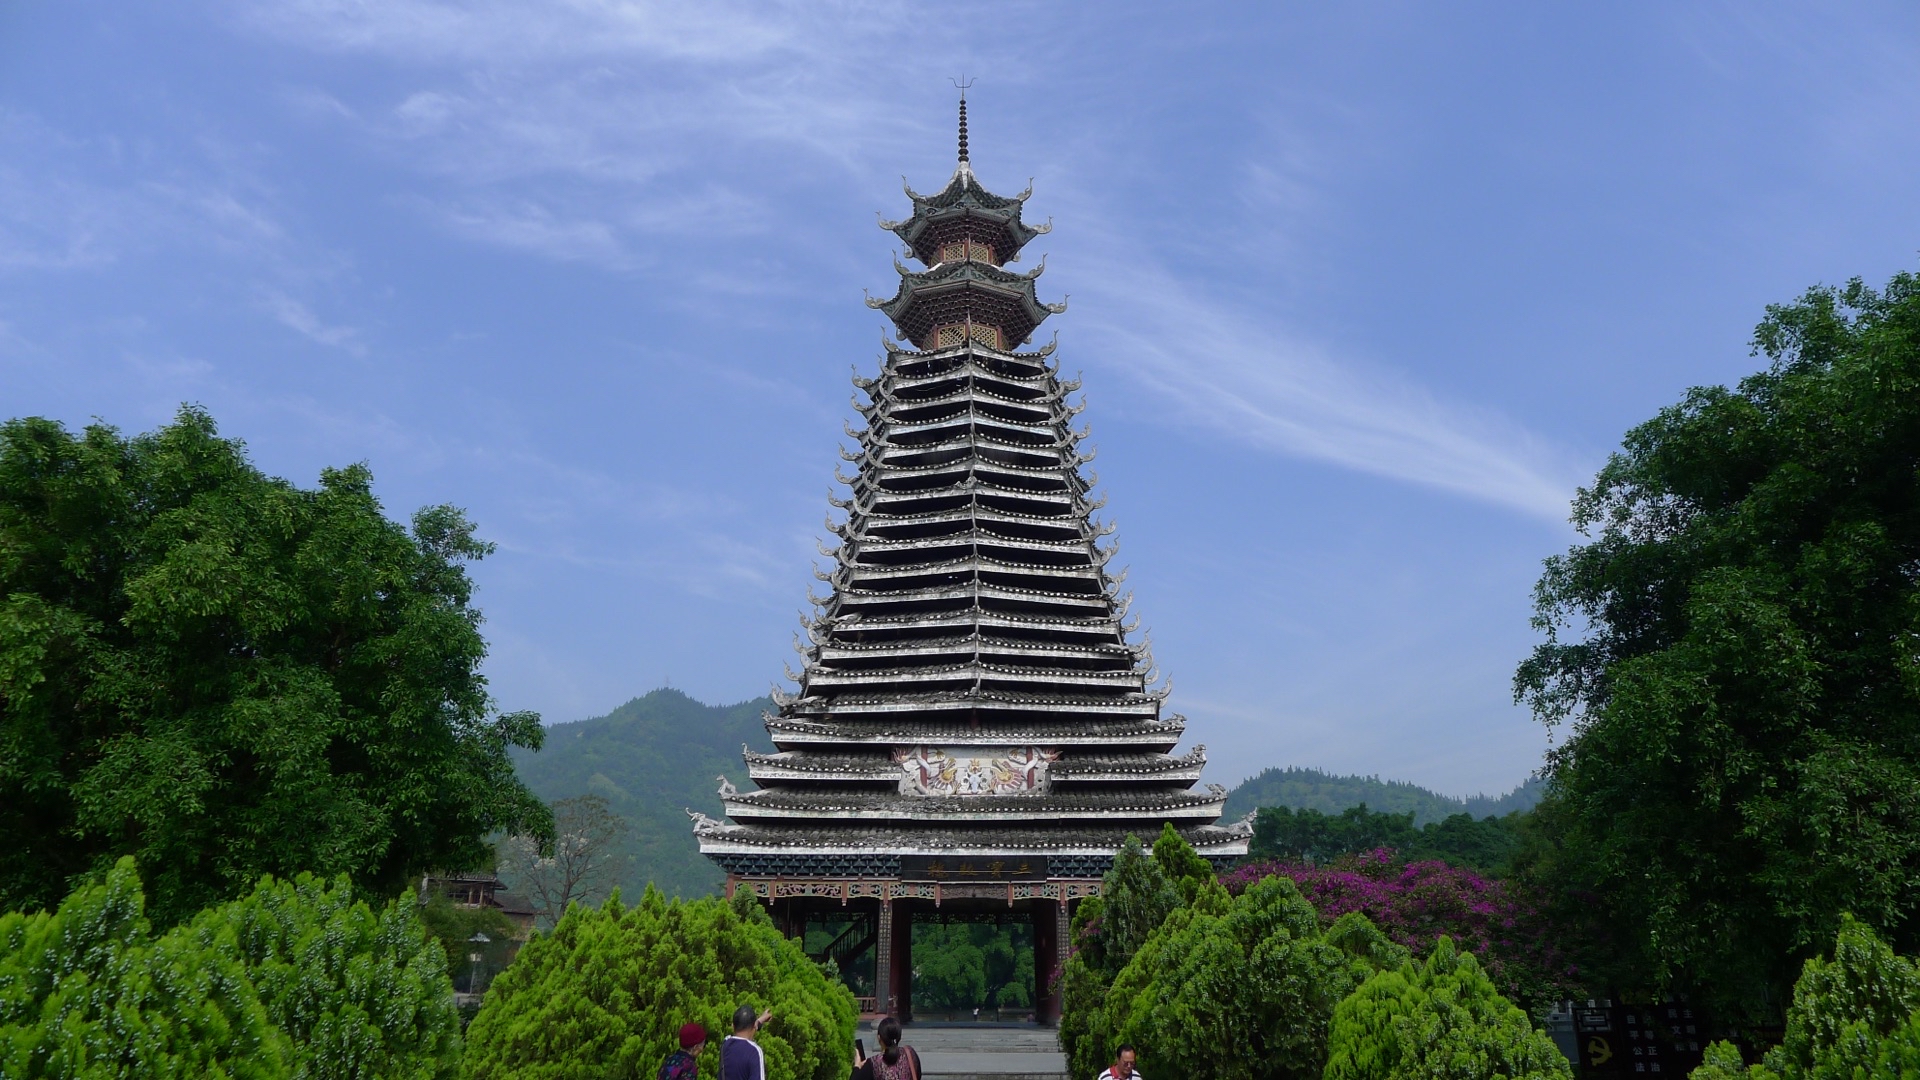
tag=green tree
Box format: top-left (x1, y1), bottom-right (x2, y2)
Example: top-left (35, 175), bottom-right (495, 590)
top-left (913, 923), bottom-right (988, 1013)
top-left (1056, 833), bottom-right (1181, 1072)
top-left (1325, 936), bottom-right (1570, 1080)
top-left (909, 922), bottom-right (1034, 1014)
top-left (1251, 805), bottom-right (1528, 876)
top-left (464, 886), bottom-right (857, 1080)
top-left (1515, 271), bottom-right (1920, 1012)
top-left (0, 408), bottom-right (551, 924)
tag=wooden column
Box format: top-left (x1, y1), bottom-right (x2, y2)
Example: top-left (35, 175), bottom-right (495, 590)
top-left (889, 901), bottom-right (915, 1020)
top-left (873, 898), bottom-right (892, 1016)
top-left (1034, 898), bottom-right (1064, 1024)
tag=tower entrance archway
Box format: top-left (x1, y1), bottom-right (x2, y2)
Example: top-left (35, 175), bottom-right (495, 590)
top-left (737, 878), bottom-right (1093, 1026)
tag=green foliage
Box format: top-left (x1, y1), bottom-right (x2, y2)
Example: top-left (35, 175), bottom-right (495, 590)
top-left (1516, 270), bottom-right (1920, 1011)
top-left (1153, 821), bottom-right (1219, 904)
top-left (418, 894), bottom-right (519, 987)
top-left (1705, 915), bottom-right (1920, 1080)
top-left (184, 871), bottom-right (462, 1080)
top-left (910, 922), bottom-right (1033, 1013)
top-left (1224, 766), bottom-right (1544, 824)
top-left (464, 886), bottom-right (856, 1080)
top-left (1059, 829), bottom-right (1406, 1080)
top-left (0, 856), bottom-right (459, 1080)
top-left (0, 857), bottom-right (289, 1079)
top-left (1251, 804), bottom-right (1527, 874)
top-left (1325, 937), bottom-right (1570, 1080)
top-left (1098, 876), bottom-right (1405, 1080)
top-left (1098, 835), bottom-right (1179, 973)
top-left (507, 689), bottom-right (773, 898)
top-left (0, 408), bottom-right (550, 924)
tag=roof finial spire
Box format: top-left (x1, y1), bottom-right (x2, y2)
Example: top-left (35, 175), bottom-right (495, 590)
top-left (951, 76), bottom-right (974, 164)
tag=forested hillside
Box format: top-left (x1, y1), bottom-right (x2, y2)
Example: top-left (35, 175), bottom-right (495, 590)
top-left (1221, 766), bottom-right (1543, 824)
top-left (508, 689), bottom-right (774, 897)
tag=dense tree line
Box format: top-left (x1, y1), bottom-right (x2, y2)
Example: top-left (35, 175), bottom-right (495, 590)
top-left (1516, 270), bottom-right (1920, 1017)
top-left (1250, 804), bottom-right (1526, 875)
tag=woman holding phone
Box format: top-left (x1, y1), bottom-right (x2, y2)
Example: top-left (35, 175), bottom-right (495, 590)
top-left (850, 1016), bottom-right (920, 1080)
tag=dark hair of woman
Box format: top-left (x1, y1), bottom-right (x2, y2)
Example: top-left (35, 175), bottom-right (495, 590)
top-left (877, 1016), bottom-right (903, 1065)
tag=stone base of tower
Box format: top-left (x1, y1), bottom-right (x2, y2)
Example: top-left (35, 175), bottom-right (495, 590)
top-left (727, 874), bottom-right (1100, 1026)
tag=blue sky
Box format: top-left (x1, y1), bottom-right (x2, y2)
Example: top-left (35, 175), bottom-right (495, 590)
top-left (5, 3), bottom-right (1918, 797)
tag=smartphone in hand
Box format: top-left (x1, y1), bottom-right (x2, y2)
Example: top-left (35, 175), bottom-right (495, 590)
top-left (854, 1038), bottom-right (866, 1063)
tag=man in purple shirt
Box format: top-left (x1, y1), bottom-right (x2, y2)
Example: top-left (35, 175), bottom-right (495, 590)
top-left (720, 1003), bottom-right (772, 1080)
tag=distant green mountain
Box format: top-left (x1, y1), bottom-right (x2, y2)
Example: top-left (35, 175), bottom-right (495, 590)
top-left (1221, 766), bottom-right (1545, 825)
top-left (509, 689), bottom-right (1545, 897)
top-left (509, 689), bottom-right (775, 898)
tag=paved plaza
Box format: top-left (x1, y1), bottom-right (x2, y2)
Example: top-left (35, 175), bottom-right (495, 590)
top-left (855, 1020), bottom-right (1068, 1080)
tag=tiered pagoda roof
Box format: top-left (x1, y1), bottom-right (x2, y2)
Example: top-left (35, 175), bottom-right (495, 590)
top-left (697, 108), bottom-right (1249, 878)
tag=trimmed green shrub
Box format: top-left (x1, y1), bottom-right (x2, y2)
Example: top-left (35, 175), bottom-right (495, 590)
top-left (0, 857), bottom-right (289, 1079)
top-left (0, 857), bottom-right (459, 1080)
top-left (1325, 936), bottom-right (1569, 1080)
top-left (464, 886), bottom-right (856, 1080)
top-left (185, 872), bottom-right (462, 1079)
top-left (1693, 915), bottom-right (1920, 1080)
top-left (1075, 871), bottom-right (1405, 1080)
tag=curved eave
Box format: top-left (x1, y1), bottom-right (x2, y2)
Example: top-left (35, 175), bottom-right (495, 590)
top-left (694, 825), bottom-right (1247, 858)
top-left (721, 797), bottom-right (1227, 824)
top-left (883, 168), bottom-right (1049, 263)
top-left (868, 264), bottom-right (1063, 337)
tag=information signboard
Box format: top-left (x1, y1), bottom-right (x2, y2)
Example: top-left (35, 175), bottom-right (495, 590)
top-left (897, 855), bottom-right (1049, 882)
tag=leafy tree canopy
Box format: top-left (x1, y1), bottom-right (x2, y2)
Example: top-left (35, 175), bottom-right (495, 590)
top-left (0, 407), bottom-right (550, 923)
top-left (911, 921), bottom-right (1034, 1014)
top-left (1516, 271), bottom-right (1920, 1011)
top-left (1325, 936), bottom-right (1570, 1080)
top-left (463, 886), bottom-right (856, 1080)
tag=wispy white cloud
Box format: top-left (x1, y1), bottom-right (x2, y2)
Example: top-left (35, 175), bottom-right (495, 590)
top-left (426, 196), bottom-right (631, 268)
top-left (1075, 254), bottom-right (1579, 521)
top-left (236, 0), bottom-right (1581, 520)
top-left (260, 289), bottom-right (364, 353)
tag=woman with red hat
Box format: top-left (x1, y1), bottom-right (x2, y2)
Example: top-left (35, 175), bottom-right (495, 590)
top-left (659, 1022), bottom-right (708, 1080)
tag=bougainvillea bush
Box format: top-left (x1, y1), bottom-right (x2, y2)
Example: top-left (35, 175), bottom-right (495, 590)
top-left (1221, 848), bottom-right (1578, 1010)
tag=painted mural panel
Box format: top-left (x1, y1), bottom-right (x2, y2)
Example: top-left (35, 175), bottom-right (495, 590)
top-left (894, 746), bottom-right (1060, 796)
